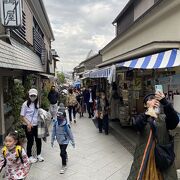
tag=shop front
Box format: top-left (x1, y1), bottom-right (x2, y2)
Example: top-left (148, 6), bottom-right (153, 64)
top-left (112, 49), bottom-right (180, 126)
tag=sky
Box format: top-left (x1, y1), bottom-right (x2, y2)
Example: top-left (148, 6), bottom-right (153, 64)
top-left (43, 0), bottom-right (129, 72)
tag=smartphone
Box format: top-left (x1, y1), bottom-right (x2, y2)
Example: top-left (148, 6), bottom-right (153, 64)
top-left (155, 85), bottom-right (163, 93)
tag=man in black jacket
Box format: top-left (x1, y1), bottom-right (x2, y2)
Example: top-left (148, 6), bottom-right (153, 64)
top-left (48, 85), bottom-right (59, 120)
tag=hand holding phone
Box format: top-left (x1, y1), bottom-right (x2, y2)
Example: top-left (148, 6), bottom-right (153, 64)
top-left (155, 85), bottom-right (165, 101)
top-left (155, 85), bottom-right (163, 93)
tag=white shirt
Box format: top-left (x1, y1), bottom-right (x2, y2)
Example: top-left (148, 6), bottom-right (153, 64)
top-left (20, 101), bottom-right (38, 126)
top-left (89, 92), bottom-right (93, 103)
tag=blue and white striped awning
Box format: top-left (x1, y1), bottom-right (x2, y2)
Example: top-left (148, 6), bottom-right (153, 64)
top-left (83, 71), bottom-right (91, 78)
top-left (117, 49), bottom-right (180, 69)
top-left (89, 67), bottom-right (111, 78)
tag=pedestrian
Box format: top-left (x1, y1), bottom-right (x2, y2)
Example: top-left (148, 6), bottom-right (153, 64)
top-left (76, 89), bottom-right (85, 118)
top-left (96, 91), bottom-right (110, 135)
top-left (86, 86), bottom-right (96, 118)
top-left (82, 87), bottom-right (88, 113)
top-left (0, 131), bottom-right (30, 180)
top-left (51, 111), bottom-right (75, 174)
top-left (127, 92), bottom-right (179, 180)
top-left (20, 88), bottom-right (44, 163)
top-left (66, 88), bottom-right (78, 123)
top-left (48, 85), bottom-right (59, 120)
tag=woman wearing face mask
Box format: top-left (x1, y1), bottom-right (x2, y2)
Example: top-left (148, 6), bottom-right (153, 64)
top-left (96, 91), bottom-right (110, 135)
top-left (20, 88), bottom-right (44, 164)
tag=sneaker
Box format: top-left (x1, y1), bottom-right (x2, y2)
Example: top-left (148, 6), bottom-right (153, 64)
top-left (60, 166), bottom-right (67, 174)
top-left (37, 155), bottom-right (44, 162)
top-left (29, 156), bottom-right (37, 163)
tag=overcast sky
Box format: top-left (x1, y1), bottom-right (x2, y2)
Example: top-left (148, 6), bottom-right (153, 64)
top-left (43, 0), bottom-right (129, 72)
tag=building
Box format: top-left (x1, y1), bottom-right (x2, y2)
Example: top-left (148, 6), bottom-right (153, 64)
top-left (0, 0), bottom-right (56, 143)
top-left (99, 0), bottom-right (180, 67)
top-left (99, 0), bottom-right (180, 169)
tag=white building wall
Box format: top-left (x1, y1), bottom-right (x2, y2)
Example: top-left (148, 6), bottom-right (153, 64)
top-left (134, 0), bottom-right (154, 20)
top-left (102, 0), bottom-right (180, 62)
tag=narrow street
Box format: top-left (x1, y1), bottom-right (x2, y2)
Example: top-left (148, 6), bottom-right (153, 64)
top-left (27, 114), bottom-right (133, 180)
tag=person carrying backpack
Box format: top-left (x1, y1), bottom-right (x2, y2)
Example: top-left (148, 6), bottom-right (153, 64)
top-left (66, 88), bottom-right (78, 123)
top-left (0, 132), bottom-right (30, 180)
top-left (51, 111), bottom-right (75, 174)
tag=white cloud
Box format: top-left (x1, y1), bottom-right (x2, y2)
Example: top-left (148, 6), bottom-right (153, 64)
top-left (43, 0), bottom-right (129, 72)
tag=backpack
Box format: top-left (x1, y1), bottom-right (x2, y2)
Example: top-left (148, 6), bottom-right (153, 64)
top-left (67, 94), bottom-right (77, 106)
top-left (1, 145), bottom-right (24, 171)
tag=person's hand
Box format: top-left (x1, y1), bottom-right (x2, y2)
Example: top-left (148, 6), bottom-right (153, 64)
top-left (145, 107), bottom-right (158, 118)
top-left (155, 92), bottom-right (165, 101)
top-left (51, 142), bottom-right (54, 148)
top-left (27, 123), bottom-right (33, 132)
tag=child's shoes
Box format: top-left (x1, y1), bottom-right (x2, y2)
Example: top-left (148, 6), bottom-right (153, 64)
top-left (60, 166), bottom-right (67, 174)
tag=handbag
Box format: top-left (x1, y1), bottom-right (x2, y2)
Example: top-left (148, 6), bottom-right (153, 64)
top-left (154, 136), bottom-right (175, 171)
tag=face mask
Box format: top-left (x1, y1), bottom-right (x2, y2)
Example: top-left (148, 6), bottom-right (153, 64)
top-left (154, 107), bottom-right (160, 114)
top-left (29, 96), bottom-right (37, 102)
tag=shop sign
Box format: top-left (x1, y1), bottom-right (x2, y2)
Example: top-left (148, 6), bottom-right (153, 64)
top-left (0, 0), bottom-right (22, 27)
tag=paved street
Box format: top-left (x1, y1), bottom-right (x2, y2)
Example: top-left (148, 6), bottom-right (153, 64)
top-left (27, 115), bottom-right (133, 180)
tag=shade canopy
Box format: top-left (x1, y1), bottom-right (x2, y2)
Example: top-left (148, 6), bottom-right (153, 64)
top-left (116, 49), bottom-right (180, 69)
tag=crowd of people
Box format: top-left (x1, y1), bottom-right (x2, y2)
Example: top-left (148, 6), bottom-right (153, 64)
top-left (0, 85), bottom-right (179, 179)
top-left (0, 85), bottom-right (110, 178)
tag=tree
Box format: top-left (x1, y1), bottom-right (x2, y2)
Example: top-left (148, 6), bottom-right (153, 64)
top-left (57, 72), bottom-right (66, 85)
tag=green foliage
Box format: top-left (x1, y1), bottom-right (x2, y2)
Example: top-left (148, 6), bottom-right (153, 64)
top-left (23, 74), bottom-right (34, 96)
top-left (8, 78), bottom-right (26, 139)
top-left (41, 89), bottom-right (50, 111)
top-left (57, 72), bottom-right (66, 85)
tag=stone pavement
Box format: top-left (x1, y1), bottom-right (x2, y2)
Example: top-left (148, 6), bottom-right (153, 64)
top-left (27, 115), bottom-right (133, 180)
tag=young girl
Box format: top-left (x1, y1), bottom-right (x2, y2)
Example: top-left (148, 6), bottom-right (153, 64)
top-left (51, 111), bottom-right (75, 174)
top-left (0, 132), bottom-right (30, 180)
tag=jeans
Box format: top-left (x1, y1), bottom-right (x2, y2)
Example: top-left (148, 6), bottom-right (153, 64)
top-left (24, 126), bottom-right (42, 157)
top-left (68, 106), bottom-right (76, 122)
top-left (59, 144), bottom-right (68, 166)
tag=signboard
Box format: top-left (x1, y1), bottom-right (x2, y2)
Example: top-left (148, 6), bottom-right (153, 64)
top-left (0, 0), bottom-right (22, 27)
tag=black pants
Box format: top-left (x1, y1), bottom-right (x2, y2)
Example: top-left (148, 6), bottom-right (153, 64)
top-left (59, 144), bottom-right (68, 166)
top-left (25, 126), bottom-right (42, 157)
top-left (68, 106), bottom-right (76, 122)
top-left (87, 102), bottom-right (94, 118)
top-left (98, 115), bottom-right (109, 134)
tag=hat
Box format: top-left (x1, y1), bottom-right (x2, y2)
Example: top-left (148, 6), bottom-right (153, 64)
top-left (29, 88), bottom-right (38, 96)
top-left (143, 93), bottom-right (155, 104)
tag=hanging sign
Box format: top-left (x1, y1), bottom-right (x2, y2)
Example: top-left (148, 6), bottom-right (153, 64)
top-left (0, 0), bottom-right (22, 27)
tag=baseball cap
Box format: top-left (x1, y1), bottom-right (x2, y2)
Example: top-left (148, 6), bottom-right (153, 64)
top-left (29, 88), bottom-right (38, 96)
